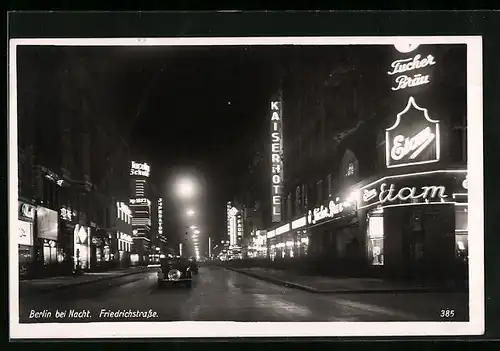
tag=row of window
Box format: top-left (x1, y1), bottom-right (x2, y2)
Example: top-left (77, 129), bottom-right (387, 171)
top-left (117, 207), bottom-right (132, 224)
top-left (118, 240), bottom-right (131, 252)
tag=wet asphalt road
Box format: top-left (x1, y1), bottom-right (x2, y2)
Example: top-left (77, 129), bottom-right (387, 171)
top-left (19, 266), bottom-right (469, 323)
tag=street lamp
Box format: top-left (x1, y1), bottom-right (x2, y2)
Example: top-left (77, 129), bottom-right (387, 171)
top-left (190, 225), bottom-right (197, 230)
top-left (186, 209), bottom-right (195, 216)
top-left (194, 230), bottom-right (200, 235)
top-left (175, 178), bottom-right (196, 199)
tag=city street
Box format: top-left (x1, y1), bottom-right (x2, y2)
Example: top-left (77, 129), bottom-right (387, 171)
top-left (19, 266), bottom-right (469, 323)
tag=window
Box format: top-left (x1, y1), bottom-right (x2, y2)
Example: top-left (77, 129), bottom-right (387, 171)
top-left (43, 242), bottom-right (57, 265)
top-left (346, 162), bottom-right (355, 176)
top-left (367, 212), bottom-right (384, 265)
top-left (455, 207), bottom-right (468, 257)
top-left (341, 149), bottom-right (358, 179)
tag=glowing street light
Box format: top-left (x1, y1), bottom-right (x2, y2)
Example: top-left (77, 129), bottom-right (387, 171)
top-left (175, 178), bottom-right (196, 199)
top-left (186, 209), bottom-right (195, 216)
top-left (190, 225), bottom-right (197, 230)
top-left (194, 230), bottom-right (200, 235)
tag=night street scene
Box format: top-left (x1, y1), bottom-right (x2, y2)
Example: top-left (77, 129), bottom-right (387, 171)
top-left (14, 41), bottom-right (470, 324)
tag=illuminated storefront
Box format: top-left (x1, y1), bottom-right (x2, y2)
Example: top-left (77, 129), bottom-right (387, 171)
top-left (248, 230), bottom-right (268, 258)
top-left (18, 201), bottom-right (35, 278)
top-left (359, 170), bottom-right (468, 277)
top-left (36, 206), bottom-right (62, 266)
top-left (74, 224), bottom-right (91, 270)
top-left (116, 201), bottom-right (133, 267)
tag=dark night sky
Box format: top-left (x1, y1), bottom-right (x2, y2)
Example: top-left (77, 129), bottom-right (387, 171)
top-left (18, 44), bottom-right (387, 252)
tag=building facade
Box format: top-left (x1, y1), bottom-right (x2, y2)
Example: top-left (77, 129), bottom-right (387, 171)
top-left (261, 44), bottom-right (468, 282)
top-left (16, 46), bottom-right (135, 277)
top-left (129, 161), bottom-right (152, 265)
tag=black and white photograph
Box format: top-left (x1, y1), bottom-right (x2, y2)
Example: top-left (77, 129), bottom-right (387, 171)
top-left (9, 35), bottom-right (484, 339)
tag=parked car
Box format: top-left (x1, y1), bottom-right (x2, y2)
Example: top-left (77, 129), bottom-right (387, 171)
top-left (157, 257), bottom-right (193, 288)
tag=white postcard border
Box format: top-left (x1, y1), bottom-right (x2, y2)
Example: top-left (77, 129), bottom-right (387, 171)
top-left (8, 36), bottom-right (484, 339)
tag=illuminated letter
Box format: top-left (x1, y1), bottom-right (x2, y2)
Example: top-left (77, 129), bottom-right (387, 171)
top-left (271, 101), bottom-right (279, 110)
top-left (271, 132), bottom-right (280, 142)
top-left (421, 185), bottom-right (447, 199)
top-left (271, 143), bottom-right (280, 152)
top-left (398, 187), bottom-right (416, 200)
top-left (271, 154), bottom-right (281, 163)
top-left (271, 112), bottom-right (280, 121)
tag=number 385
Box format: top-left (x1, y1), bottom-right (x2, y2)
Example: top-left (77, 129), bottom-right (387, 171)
top-left (440, 309), bottom-right (455, 318)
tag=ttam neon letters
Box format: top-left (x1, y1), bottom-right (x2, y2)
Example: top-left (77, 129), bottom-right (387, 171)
top-left (362, 183), bottom-right (448, 207)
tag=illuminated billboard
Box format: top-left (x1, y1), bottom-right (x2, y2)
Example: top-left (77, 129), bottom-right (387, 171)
top-left (130, 161), bottom-right (150, 177)
top-left (158, 198), bottom-right (163, 235)
top-left (386, 96), bottom-right (440, 168)
top-left (270, 98), bottom-right (283, 223)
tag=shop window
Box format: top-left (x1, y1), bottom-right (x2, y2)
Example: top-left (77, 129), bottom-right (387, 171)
top-left (19, 245), bottom-right (33, 265)
top-left (43, 242), bottom-right (57, 265)
top-left (367, 212), bottom-right (384, 265)
top-left (455, 207), bottom-right (468, 258)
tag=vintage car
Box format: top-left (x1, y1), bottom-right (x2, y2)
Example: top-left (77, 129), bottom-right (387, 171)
top-left (188, 257), bottom-right (199, 274)
top-left (157, 257), bottom-right (193, 288)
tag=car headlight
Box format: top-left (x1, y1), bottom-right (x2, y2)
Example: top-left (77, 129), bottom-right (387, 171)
top-left (167, 269), bottom-right (181, 280)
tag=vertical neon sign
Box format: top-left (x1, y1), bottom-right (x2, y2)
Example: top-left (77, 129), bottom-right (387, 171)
top-left (270, 99), bottom-right (283, 223)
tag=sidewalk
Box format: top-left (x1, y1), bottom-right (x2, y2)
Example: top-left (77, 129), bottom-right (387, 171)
top-left (19, 266), bottom-right (150, 294)
top-left (227, 267), bottom-right (459, 293)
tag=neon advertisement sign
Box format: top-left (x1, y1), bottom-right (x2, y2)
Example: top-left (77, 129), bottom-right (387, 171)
top-left (158, 198), bottom-right (163, 235)
top-left (130, 161), bottom-right (150, 177)
top-left (270, 99), bottom-right (283, 223)
top-left (386, 96), bottom-right (440, 168)
top-left (359, 170), bottom-right (467, 210)
top-left (130, 198), bottom-right (150, 205)
top-left (306, 199), bottom-right (355, 225)
top-left (388, 54), bottom-right (436, 91)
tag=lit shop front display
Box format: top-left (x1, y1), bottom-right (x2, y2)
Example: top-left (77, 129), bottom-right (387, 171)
top-left (18, 202), bottom-right (35, 277)
top-left (359, 170), bottom-right (468, 273)
top-left (74, 224), bottom-right (91, 270)
top-left (267, 214), bottom-right (312, 260)
top-left (36, 207), bottom-right (62, 266)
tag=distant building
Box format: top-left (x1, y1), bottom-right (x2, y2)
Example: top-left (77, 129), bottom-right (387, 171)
top-left (129, 160), bottom-right (152, 265)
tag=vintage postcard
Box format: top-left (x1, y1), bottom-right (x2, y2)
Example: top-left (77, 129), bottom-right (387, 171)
top-left (8, 35), bottom-right (484, 339)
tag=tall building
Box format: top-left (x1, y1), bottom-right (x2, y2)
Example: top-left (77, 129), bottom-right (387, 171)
top-left (16, 47), bottom-right (135, 277)
top-left (129, 161), bottom-right (152, 265)
top-left (261, 44), bottom-right (468, 282)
